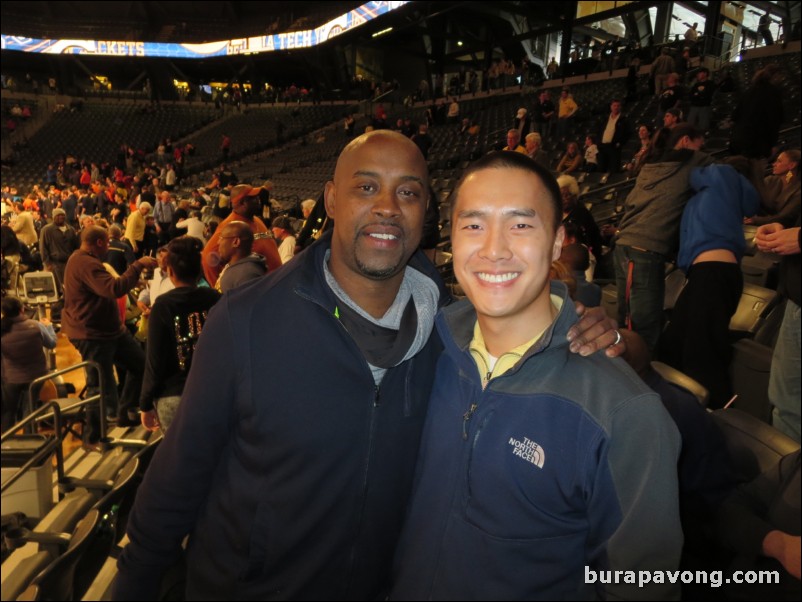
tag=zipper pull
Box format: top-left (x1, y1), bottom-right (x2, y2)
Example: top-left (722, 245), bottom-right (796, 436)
top-left (462, 403), bottom-right (477, 440)
top-left (482, 371), bottom-right (492, 390)
top-left (374, 385), bottom-right (380, 407)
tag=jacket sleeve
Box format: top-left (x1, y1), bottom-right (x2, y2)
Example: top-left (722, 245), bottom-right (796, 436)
top-left (139, 300), bottom-right (170, 411)
top-left (36, 322), bottom-right (58, 349)
top-left (114, 297), bottom-right (238, 600)
top-left (82, 258), bottom-right (143, 300)
top-left (586, 392), bottom-right (683, 601)
top-left (39, 229), bottom-right (51, 264)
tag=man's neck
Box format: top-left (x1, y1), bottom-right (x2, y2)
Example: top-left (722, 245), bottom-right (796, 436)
top-left (476, 297), bottom-right (557, 358)
top-left (327, 261), bottom-right (405, 320)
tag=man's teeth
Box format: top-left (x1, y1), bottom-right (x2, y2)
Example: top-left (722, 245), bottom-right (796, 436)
top-left (369, 233), bottom-right (398, 240)
top-left (477, 272), bottom-right (519, 283)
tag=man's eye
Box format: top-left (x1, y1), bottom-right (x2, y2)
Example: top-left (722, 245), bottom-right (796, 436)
top-left (399, 189), bottom-right (420, 198)
top-left (513, 223), bottom-right (533, 229)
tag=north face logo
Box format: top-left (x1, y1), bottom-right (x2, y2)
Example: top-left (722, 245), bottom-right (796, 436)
top-left (508, 436), bottom-right (545, 469)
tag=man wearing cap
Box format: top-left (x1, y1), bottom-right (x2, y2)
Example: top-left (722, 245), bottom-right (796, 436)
top-left (124, 201), bottom-right (152, 257)
top-left (201, 183), bottom-right (281, 286)
top-left (271, 216), bottom-right (297, 264)
top-left (39, 207), bottom-right (79, 290)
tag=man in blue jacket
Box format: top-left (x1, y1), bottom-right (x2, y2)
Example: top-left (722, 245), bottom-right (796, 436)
top-left (391, 152), bottom-right (682, 600)
top-left (114, 133), bottom-right (623, 601)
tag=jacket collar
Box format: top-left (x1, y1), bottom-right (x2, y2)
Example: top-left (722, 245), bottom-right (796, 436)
top-left (438, 280), bottom-right (578, 377)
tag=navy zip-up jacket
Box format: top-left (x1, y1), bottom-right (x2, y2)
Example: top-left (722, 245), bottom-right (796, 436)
top-left (114, 231), bottom-right (448, 600)
top-left (391, 283), bottom-right (682, 600)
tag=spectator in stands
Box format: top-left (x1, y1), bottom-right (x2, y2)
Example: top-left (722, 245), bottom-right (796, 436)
top-left (557, 174), bottom-right (603, 258)
top-left (271, 216), bottom-right (296, 264)
top-left (556, 142), bottom-right (582, 174)
top-left (502, 129), bottom-right (526, 153)
top-left (560, 243), bottom-right (601, 307)
top-left (556, 87), bottom-right (578, 138)
top-left (613, 124), bottom-right (712, 352)
top-left (730, 63), bottom-right (784, 159)
top-left (136, 246), bottom-right (175, 327)
top-left (658, 160), bottom-right (760, 408)
top-left (142, 214), bottom-right (160, 258)
top-left (220, 133), bottom-right (231, 160)
top-left (114, 130), bottom-right (622, 601)
top-left (717, 450), bottom-right (800, 600)
top-left (201, 183), bottom-right (281, 287)
top-left (598, 99), bottom-right (630, 173)
top-left (624, 124), bottom-right (653, 176)
top-left (513, 107), bottom-right (530, 138)
top-left (175, 210), bottom-right (206, 241)
top-left (747, 150), bottom-right (801, 227)
top-left (39, 207), bottom-right (79, 291)
top-left (583, 135), bottom-right (600, 172)
top-left (756, 218), bottom-right (801, 442)
top-left (62, 226), bottom-right (157, 441)
top-left (447, 97), bottom-right (460, 123)
top-left (124, 201), bottom-right (152, 257)
top-left (524, 132), bottom-right (549, 168)
top-left (626, 57), bottom-right (641, 101)
top-left (10, 202), bottom-right (37, 247)
top-left (106, 224), bottom-right (135, 276)
top-left (140, 236), bottom-right (220, 433)
top-left (1, 296), bottom-right (57, 432)
top-left (411, 123), bottom-right (433, 160)
top-left (532, 90), bottom-right (556, 139)
top-left (546, 56), bottom-right (559, 79)
top-left (214, 221), bottom-right (268, 293)
top-left (684, 22), bottom-right (699, 45)
top-left (758, 12), bottom-right (775, 46)
top-left (656, 72), bottom-right (685, 125)
top-left (663, 107), bottom-right (683, 129)
top-left (687, 67), bottom-right (716, 133)
top-left (1, 224), bottom-right (22, 293)
top-left (651, 47), bottom-right (676, 96)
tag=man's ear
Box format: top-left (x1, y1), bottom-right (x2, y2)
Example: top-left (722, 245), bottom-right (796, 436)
top-left (552, 225), bottom-right (566, 262)
top-left (323, 181), bottom-right (336, 219)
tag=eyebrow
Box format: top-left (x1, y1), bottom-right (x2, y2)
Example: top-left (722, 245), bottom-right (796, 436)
top-left (351, 170), bottom-right (424, 185)
top-left (456, 207), bottom-right (538, 219)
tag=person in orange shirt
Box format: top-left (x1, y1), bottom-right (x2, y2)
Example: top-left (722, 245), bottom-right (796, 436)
top-left (201, 184), bottom-right (281, 286)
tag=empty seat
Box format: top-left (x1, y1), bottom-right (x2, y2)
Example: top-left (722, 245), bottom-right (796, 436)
top-left (729, 283), bottom-right (780, 339)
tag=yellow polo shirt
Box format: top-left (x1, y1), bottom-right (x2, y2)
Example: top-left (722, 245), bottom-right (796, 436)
top-left (469, 295), bottom-right (563, 389)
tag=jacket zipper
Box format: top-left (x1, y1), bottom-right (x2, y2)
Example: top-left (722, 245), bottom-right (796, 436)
top-left (462, 370), bottom-right (490, 439)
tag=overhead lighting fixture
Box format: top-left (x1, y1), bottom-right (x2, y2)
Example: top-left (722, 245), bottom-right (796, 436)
top-left (457, 40), bottom-right (463, 46)
top-left (372, 27), bottom-right (394, 38)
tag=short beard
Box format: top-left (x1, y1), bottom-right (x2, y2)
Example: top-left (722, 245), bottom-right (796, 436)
top-left (354, 253), bottom-right (406, 280)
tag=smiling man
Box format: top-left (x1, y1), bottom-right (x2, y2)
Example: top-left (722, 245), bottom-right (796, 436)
top-left (115, 134), bottom-right (625, 601)
top-left (390, 152), bottom-right (682, 600)
top-left (114, 130), bottom-right (448, 601)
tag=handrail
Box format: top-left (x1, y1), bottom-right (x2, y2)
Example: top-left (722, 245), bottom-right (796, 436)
top-left (1, 401), bottom-right (65, 493)
top-left (27, 360), bottom-right (106, 438)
